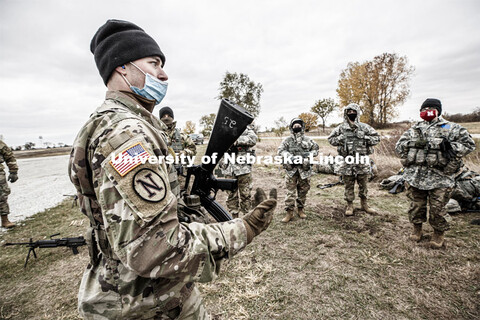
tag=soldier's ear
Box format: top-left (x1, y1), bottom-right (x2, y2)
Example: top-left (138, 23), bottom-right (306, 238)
top-left (115, 65), bottom-right (127, 76)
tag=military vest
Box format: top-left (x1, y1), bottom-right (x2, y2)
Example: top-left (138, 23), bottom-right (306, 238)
top-left (171, 128), bottom-right (183, 153)
top-left (338, 126), bottom-right (370, 157)
top-left (287, 137), bottom-right (313, 158)
top-left (404, 123), bottom-right (461, 174)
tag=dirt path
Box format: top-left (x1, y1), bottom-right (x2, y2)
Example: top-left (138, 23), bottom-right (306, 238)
top-left (6, 155), bottom-right (76, 226)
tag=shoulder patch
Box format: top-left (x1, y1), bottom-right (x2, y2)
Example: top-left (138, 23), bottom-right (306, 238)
top-left (133, 169), bottom-right (167, 202)
top-left (441, 123), bottom-right (451, 129)
top-left (109, 142), bottom-right (150, 176)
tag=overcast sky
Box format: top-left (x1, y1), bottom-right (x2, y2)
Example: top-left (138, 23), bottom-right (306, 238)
top-left (1, 0), bottom-right (479, 147)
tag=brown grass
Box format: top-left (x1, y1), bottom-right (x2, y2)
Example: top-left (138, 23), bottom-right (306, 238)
top-left (1, 138), bottom-right (479, 320)
top-left (206, 167), bottom-right (480, 319)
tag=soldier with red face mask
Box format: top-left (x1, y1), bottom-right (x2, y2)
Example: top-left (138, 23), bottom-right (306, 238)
top-left (395, 98), bottom-right (476, 248)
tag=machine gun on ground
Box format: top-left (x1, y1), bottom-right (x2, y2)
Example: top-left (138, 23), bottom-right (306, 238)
top-left (4, 233), bottom-right (86, 268)
top-left (389, 176), bottom-right (405, 194)
top-left (317, 176), bottom-right (344, 189)
top-left (185, 99), bottom-right (254, 222)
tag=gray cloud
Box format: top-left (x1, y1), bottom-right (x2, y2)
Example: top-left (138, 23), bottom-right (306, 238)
top-left (1, 0), bottom-right (479, 146)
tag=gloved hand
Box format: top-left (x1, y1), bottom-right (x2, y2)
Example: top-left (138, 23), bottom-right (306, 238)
top-left (356, 130), bottom-right (365, 139)
top-left (8, 172), bottom-right (18, 183)
top-left (440, 138), bottom-right (457, 160)
top-left (243, 198), bottom-right (277, 244)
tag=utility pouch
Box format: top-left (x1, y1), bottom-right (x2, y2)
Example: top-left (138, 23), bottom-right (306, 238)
top-left (406, 148), bottom-right (417, 165)
top-left (415, 149), bottom-right (426, 165)
top-left (437, 151), bottom-right (449, 167)
top-left (425, 152), bottom-right (438, 167)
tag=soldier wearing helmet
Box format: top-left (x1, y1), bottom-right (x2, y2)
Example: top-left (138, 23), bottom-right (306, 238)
top-left (278, 118), bottom-right (319, 222)
top-left (328, 103), bottom-right (380, 216)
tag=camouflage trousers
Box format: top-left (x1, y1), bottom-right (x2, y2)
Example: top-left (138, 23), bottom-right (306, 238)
top-left (406, 184), bottom-right (453, 232)
top-left (342, 174), bottom-right (368, 202)
top-left (285, 171), bottom-right (310, 211)
top-left (0, 171), bottom-right (10, 216)
top-left (79, 285), bottom-right (210, 320)
top-left (226, 173), bottom-right (252, 216)
top-left (161, 286), bottom-right (210, 320)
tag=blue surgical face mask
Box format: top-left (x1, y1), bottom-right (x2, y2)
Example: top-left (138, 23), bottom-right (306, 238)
top-left (124, 62), bottom-right (168, 105)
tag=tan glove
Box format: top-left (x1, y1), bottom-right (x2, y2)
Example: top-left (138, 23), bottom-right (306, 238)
top-left (243, 198), bottom-right (277, 244)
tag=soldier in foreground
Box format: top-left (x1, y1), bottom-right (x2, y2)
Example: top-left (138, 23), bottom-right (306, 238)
top-left (220, 124), bottom-right (258, 218)
top-left (395, 98), bottom-right (475, 248)
top-left (159, 106), bottom-right (196, 193)
top-left (278, 118), bottom-right (319, 222)
top-left (0, 139), bottom-right (18, 228)
top-left (328, 103), bottom-right (380, 216)
top-left (69, 19), bottom-right (276, 319)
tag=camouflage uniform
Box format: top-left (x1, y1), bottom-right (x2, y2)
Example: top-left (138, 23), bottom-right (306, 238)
top-left (220, 125), bottom-right (257, 217)
top-left (0, 140), bottom-right (18, 218)
top-left (327, 104), bottom-right (380, 204)
top-left (164, 121), bottom-right (196, 193)
top-left (278, 121), bottom-right (319, 212)
top-left (395, 117), bottom-right (476, 231)
top-left (449, 170), bottom-right (480, 212)
top-left (69, 91), bottom-right (248, 319)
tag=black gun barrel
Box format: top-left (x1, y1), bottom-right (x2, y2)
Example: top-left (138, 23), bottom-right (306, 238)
top-left (203, 99), bottom-right (254, 172)
top-left (188, 99), bottom-right (254, 222)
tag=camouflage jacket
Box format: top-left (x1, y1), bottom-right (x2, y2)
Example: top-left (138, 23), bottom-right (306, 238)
top-left (450, 169), bottom-right (480, 204)
top-left (220, 126), bottom-right (258, 176)
top-left (278, 132), bottom-right (319, 180)
top-left (0, 140), bottom-right (18, 173)
top-left (395, 117), bottom-right (476, 190)
top-left (328, 104), bottom-right (380, 175)
top-left (68, 91), bottom-right (247, 319)
top-left (164, 121), bottom-right (196, 156)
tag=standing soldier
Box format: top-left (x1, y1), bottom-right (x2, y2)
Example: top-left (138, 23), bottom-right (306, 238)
top-left (396, 98), bottom-right (475, 248)
top-left (328, 103), bottom-right (380, 216)
top-left (0, 139), bottom-right (18, 228)
top-left (278, 118), bottom-right (319, 222)
top-left (220, 124), bottom-right (258, 218)
top-left (159, 106), bottom-right (196, 193)
top-left (69, 19), bottom-right (276, 319)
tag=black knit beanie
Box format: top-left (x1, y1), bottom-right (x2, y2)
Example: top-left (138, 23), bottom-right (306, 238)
top-left (159, 106), bottom-right (174, 119)
top-left (90, 19), bottom-right (166, 85)
top-left (420, 98), bottom-right (442, 115)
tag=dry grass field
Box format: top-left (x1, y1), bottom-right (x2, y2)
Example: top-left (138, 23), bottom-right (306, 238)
top-left (0, 136), bottom-right (479, 320)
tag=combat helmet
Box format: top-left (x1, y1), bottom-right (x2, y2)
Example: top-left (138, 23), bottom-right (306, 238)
top-left (289, 117), bottom-right (305, 133)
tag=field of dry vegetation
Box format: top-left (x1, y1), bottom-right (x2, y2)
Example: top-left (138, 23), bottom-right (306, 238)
top-left (0, 132), bottom-right (479, 320)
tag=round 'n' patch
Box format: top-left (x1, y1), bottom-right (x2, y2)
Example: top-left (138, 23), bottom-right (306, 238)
top-left (132, 169), bottom-right (167, 202)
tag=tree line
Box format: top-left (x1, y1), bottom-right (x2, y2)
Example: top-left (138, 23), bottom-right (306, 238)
top-left (182, 52), bottom-right (475, 137)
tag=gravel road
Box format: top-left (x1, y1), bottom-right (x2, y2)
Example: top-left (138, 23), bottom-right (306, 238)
top-left (5, 155), bottom-right (76, 226)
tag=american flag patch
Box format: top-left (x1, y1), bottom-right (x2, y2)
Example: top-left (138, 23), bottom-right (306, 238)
top-left (110, 142), bottom-right (150, 176)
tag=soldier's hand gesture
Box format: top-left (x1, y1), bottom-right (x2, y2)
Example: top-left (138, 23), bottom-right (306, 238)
top-left (242, 188), bottom-right (277, 244)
